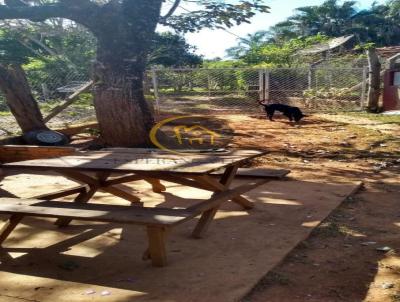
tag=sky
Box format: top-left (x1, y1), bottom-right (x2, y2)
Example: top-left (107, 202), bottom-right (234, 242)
top-left (165, 0), bottom-right (386, 59)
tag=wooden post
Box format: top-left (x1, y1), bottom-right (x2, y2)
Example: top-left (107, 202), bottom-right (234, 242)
top-left (360, 66), bottom-right (368, 110)
top-left (367, 48), bottom-right (381, 112)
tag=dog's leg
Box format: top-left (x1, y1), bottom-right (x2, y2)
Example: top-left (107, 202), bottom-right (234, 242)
top-left (267, 109), bottom-right (275, 121)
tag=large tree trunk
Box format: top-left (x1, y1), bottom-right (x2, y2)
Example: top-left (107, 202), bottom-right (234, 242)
top-left (0, 64), bottom-right (47, 133)
top-left (93, 52), bottom-right (154, 147)
top-left (91, 1), bottom-right (163, 147)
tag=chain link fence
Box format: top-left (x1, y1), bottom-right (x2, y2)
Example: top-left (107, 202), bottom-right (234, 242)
top-left (0, 66), bottom-right (367, 114)
top-left (148, 67), bottom-right (368, 117)
top-left (0, 65), bottom-right (367, 135)
top-left (26, 67), bottom-right (90, 103)
top-left (147, 68), bottom-right (261, 116)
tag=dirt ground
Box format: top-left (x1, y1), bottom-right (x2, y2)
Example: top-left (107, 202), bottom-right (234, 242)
top-left (221, 113), bottom-right (400, 302)
top-left (1, 111), bottom-right (399, 301)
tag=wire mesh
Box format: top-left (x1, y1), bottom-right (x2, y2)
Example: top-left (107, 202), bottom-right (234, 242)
top-left (0, 65), bottom-right (367, 136)
top-left (149, 67), bottom-right (367, 116)
top-left (149, 68), bottom-right (262, 116)
top-left (26, 68), bottom-right (90, 102)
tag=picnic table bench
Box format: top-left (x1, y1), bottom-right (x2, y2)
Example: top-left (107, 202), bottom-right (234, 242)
top-left (0, 148), bottom-right (289, 266)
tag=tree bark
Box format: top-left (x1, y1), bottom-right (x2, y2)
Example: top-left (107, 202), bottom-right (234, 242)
top-left (367, 48), bottom-right (381, 112)
top-left (0, 64), bottom-right (47, 133)
top-left (93, 54), bottom-right (155, 147)
top-left (90, 1), bottom-right (163, 147)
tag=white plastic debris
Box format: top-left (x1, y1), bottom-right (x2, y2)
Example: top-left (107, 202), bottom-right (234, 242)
top-left (376, 246), bottom-right (392, 252)
top-left (381, 282), bottom-right (395, 289)
top-left (101, 290), bottom-right (111, 296)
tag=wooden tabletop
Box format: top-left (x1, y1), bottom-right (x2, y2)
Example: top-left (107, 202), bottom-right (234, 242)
top-left (1, 149), bottom-right (267, 174)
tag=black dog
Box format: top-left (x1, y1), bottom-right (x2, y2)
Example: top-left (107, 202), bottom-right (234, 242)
top-left (258, 101), bottom-right (306, 122)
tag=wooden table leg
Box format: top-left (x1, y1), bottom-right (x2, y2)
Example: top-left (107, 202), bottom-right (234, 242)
top-left (147, 226), bottom-right (167, 267)
top-left (31, 185), bottom-right (89, 200)
top-left (192, 208), bottom-right (218, 239)
top-left (53, 170), bottom-right (143, 226)
top-left (0, 214), bottom-right (24, 245)
top-left (55, 184), bottom-right (98, 227)
top-left (196, 176), bottom-right (254, 210)
top-left (101, 184), bottom-right (142, 204)
top-left (192, 164), bottom-right (244, 238)
top-left (144, 178), bottom-right (167, 193)
top-left (59, 170), bottom-right (141, 203)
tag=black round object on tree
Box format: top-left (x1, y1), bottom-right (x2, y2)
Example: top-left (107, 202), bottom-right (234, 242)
top-left (23, 130), bottom-right (69, 146)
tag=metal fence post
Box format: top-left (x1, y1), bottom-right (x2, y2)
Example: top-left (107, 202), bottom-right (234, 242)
top-left (308, 67), bottom-right (315, 89)
top-left (265, 69), bottom-right (270, 100)
top-left (41, 83), bottom-right (50, 102)
top-left (258, 69), bottom-right (264, 101)
top-left (360, 66), bottom-right (368, 110)
top-left (207, 71), bottom-right (211, 100)
top-left (151, 68), bottom-right (160, 118)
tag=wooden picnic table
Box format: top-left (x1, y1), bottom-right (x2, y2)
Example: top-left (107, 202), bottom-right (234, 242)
top-left (0, 148), bottom-right (283, 266)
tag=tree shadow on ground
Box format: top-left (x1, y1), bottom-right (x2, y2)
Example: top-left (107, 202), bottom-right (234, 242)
top-left (0, 175), bottom-right (374, 302)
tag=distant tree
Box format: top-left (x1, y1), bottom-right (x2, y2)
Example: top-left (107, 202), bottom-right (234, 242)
top-left (269, 0), bottom-right (400, 47)
top-left (351, 2), bottom-right (400, 46)
top-left (0, 0), bottom-right (269, 147)
top-left (149, 32), bottom-right (202, 67)
top-left (268, 21), bottom-right (298, 43)
top-left (227, 34), bottom-right (329, 67)
top-left (226, 30), bottom-right (272, 59)
top-left (272, 0), bottom-right (357, 38)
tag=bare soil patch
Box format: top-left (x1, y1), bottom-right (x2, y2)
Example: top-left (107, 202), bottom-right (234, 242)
top-left (1, 111), bottom-right (399, 301)
top-left (220, 113), bottom-right (400, 302)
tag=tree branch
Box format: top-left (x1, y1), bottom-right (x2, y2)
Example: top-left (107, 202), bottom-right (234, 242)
top-left (0, 2), bottom-right (99, 29)
top-left (160, 0), bottom-right (181, 22)
top-left (0, 4), bottom-right (70, 21)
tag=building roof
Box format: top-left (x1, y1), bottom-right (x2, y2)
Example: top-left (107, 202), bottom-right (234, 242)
top-left (376, 46), bottom-right (400, 59)
top-left (299, 35), bottom-right (355, 55)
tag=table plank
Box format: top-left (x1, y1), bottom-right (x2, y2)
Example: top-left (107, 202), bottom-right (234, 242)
top-left (0, 198), bottom-right (191, 226)
top-left (1, 149), bottom-right (266, 174)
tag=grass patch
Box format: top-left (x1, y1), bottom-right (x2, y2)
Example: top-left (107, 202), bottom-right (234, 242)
top-left (345, 112), bottom-right (400, 124)
top-left (314, 221), bottom-right (365, 238)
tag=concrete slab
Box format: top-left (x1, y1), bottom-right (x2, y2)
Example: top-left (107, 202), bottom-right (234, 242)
top-left (0, 173), bottom-right (360, 302)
